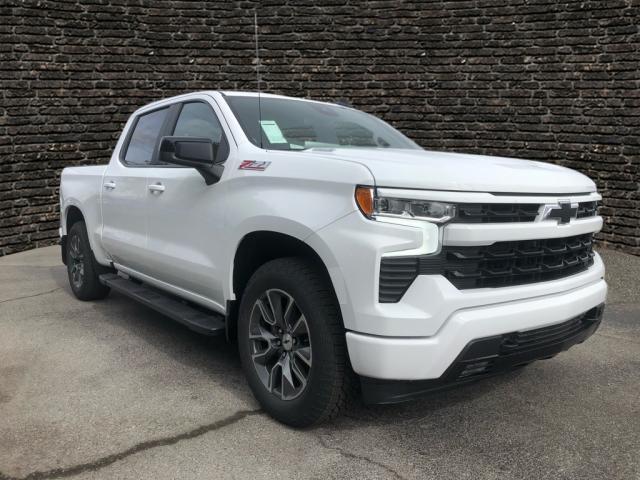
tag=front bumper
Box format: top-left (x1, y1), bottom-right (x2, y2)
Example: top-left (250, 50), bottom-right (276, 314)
top-left (307, 209), bottom-right (605, 338)
top-left (346, 276), bottom-right (607, 381)
top-left (360, 303), bottom-right (604, 404)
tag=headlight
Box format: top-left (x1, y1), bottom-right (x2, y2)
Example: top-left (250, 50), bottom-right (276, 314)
top-left (355, 186), bottom-right (456, 223)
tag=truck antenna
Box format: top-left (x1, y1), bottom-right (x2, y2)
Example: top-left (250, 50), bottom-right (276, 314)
top-left (254, 10), bottom-right (263, 149)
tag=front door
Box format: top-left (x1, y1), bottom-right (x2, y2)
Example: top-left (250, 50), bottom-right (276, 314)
top-left (101, 105), bottom-right (171, 274)
top-left (144, 99), bottom-right (232, 311)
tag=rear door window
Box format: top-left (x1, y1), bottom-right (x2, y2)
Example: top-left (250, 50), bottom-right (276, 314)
top-left (124, 107), bottom-right (169, 166)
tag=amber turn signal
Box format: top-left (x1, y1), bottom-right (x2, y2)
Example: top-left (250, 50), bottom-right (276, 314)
top-left (355, 186), bottom-right (375, 218)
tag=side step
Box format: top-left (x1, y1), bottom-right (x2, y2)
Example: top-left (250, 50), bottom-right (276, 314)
top-left (99, 273), bottom-right (225, 336)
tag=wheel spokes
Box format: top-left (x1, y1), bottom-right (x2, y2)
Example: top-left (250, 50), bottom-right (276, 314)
top-left (280, 354), bottom-right (297, 398)
top-left (266, 290), bottom-right (289, 329)
top-left (249, 324), bottom-right (278, 343)
top-left (291, 314), bottom-right (308, 336)
top-left (69, 235), bottom-right (83, 260)
top-left (294, 346), bottom-right (312, 368)
top-left (255, 298), bottom-right (275, 326)
top-left (282, 294), bottom-right (296, 329)
top-left (250, 326), bottom-right (279, 366)
top-left (290, 356), bottom-right (308, 391)
top-left (267, 360), bottom-right (281, 393)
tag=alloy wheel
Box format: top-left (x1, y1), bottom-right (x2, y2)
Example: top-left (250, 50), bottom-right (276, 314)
top-left (68, 233), bottom-right (85, 290)
top-left (249, 289), bottom-right (312, 400)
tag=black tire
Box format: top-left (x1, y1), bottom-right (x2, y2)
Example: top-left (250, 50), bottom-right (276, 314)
top-left (237, 257), bottom-right (355, 427)
top-left (66, 221), bottom-right (111, 301)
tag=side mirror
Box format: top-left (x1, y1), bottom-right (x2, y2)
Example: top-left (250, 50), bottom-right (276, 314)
top-left (159, 136), bottom-right (224, 185)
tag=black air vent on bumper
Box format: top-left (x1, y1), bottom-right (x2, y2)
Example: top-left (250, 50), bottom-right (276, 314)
top-left (379, 233), bottom-right (595, 302)
top-left (378, 256), bottom-right (423, 303)
top-left (498, 305), bottom-right (603, 356)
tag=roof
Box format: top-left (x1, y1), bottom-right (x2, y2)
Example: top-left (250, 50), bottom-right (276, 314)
top-left (132, 90), bottom-right (352, 116)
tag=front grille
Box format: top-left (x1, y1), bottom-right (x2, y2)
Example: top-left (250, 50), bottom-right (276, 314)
top-left (436, 233), bottom-right (595, 289)
top-left (379, 233), bottom-right (595, 302)
top-left (450, 201), bottom-right (597, 224)
top-left (577, 201), bottom-right (598, 218)
top-left (452, 203), bottom-right (540, 223)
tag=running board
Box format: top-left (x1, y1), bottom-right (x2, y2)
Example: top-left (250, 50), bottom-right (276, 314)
top-left (99, 273), bottom-right (225, 336)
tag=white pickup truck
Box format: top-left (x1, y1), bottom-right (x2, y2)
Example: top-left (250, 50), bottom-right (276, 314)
top-left (60, 91), bottom-right (607, 426)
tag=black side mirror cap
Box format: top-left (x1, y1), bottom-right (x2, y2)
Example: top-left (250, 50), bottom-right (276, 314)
top-left (159, 136), bottom-right (224, 185)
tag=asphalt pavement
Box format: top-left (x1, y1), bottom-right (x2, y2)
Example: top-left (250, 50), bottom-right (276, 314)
top-left (0, 246), bottom-right (638, 480)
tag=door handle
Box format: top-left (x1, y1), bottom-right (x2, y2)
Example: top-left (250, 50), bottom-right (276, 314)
top-left (103, 181), bottom-right (116, 190)
top-left (148, 183), bottom-right (165, 193)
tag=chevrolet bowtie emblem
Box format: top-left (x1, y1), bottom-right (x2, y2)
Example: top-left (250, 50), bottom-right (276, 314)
top-left (541, 201), bottom-right (578, 224)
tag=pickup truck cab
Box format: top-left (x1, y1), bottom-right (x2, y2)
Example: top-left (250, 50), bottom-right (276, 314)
top-left (60, 91), bottom-right (607, 426)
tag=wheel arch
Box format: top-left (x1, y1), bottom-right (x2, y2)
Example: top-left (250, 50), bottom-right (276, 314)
top-left (228, 230), bottom-right (344, 341)
top-left (65, 205), bottom-right (85, 233)
top-left (61, 202), bottom-right (111, 267)
top-left (61, 205), bottom-right (85, 265)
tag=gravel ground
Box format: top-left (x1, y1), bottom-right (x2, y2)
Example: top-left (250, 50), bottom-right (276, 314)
top-left (0, 246), bottom-right (638, 480)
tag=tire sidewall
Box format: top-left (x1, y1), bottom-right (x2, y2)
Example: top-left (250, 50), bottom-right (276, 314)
top-left (238, 260), bottom-right (341, 425)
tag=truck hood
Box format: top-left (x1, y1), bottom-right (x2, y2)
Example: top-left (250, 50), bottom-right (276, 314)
top-left (304, 148), bottom-right (596, 194)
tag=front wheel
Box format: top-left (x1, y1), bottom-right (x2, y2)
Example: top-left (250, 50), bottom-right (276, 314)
top-left (237, 257), bottom-right (354, 427)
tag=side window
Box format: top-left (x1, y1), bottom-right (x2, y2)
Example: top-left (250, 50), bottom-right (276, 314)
top-left (124, 107), bottom-right (169, 166)
top-left (173, 102), bottom-right (223, 143)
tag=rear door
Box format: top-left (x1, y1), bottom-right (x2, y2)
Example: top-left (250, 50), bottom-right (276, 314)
top-left (101, 106), bottom-right (170, 273)
top-left (143, 98), bottom-right (232, 311)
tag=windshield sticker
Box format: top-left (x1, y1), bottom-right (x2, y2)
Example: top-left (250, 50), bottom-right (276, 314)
top-left (260, 120), bottom-right (288, 144)
top-left (239, 160), bottom-right (271, 171)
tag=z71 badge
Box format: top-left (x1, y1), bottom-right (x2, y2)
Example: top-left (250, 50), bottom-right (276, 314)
top-left (238, 160), bottom-right (271, 171)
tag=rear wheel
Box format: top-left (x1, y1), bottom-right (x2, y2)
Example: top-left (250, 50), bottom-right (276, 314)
top-left (66, 221), bottom-right (110, 301)
top-left (238, 257), bottom-right (354, 427)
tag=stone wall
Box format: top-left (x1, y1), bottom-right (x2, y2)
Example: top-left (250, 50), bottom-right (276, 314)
top-left (1, 0), bottom-right (638, 255)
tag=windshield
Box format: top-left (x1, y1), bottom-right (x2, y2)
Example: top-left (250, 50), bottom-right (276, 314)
top-left (224, 95), bottom-right (421, 151)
